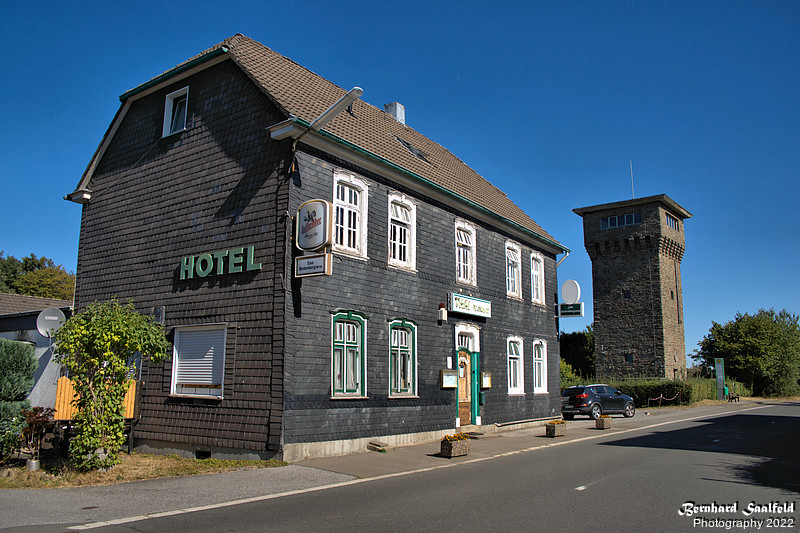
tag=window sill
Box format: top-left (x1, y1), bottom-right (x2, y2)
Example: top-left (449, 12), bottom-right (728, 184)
top-left (169, 393), bottom-right (223, 400)
top-left (161, 128), bottom-right (187, 140)
top-left (506, 294), bottom-right (524, 301)
top-left (330, 395), bottom-right (369, 400)
top-left (387, 262), bottom-right (417, 273)
top-left (507, 392), bottom-right (526, 396)
top-left (332, 249), bottom-right (368, 261)
top-left (388, 394), bottom-right (420, 399)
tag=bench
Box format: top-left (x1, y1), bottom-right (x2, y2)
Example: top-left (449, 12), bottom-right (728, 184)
top-left (727, 394), bottom-right (740, 402)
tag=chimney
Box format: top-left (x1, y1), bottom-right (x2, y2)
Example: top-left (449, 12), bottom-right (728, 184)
top-left (384, 102), bottom-right (406, 125)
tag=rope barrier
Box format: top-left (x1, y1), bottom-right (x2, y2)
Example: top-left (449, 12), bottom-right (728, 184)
top-left (647, 390), bottom-right (681, 407)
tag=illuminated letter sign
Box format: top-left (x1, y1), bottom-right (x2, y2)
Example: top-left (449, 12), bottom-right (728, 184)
top-left (296, 199), bottom-right (333, 251)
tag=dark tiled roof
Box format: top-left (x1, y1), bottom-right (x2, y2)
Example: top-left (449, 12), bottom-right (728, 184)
top-left (0, 293), bottom-right (72, 316)
top-left (121, 34), bottom-right (564, 250)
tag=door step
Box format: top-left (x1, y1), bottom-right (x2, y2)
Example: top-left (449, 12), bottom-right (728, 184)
top-left (457, 425), bottom-right (485, 438)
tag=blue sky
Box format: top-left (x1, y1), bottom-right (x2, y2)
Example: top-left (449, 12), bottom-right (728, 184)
top-left (2, 1), bottom-right (798, 364)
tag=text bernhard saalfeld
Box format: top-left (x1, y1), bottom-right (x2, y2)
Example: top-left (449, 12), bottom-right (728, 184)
top-left (678, 501), bottom-right (795, 517)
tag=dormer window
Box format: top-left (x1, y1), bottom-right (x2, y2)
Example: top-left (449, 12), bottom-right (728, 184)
top-left (163, 87), bottom-right (188, 137)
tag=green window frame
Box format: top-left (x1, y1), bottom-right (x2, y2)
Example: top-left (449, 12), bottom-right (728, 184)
top-left (331, 310), bottom-right (368, 397)
top-left (389, 319), bottom-right (417, 397)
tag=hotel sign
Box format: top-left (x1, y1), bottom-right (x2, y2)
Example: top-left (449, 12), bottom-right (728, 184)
top-left (296, 199), bottom-right (333, 251)
top-left (180, 245), bottom-right (261, 280)
top-left (449, 293), bottom-right (491, 318)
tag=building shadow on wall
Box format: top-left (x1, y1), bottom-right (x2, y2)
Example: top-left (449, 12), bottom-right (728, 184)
top-left (599, 406), bottom-right (800, 494)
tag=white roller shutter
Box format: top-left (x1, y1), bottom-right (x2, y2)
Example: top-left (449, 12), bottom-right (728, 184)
top-left (173, 326), bottom-right (226, 396)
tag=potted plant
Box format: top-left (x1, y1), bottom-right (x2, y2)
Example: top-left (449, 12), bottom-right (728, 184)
top-left (21, 407), bottom-right (54, 471)
top-left (440, 433), bottom-right (471, 458)
top-left (595, 414), bottom-right (613, 429)
top-left (545, 418), bottom-right (566, 437)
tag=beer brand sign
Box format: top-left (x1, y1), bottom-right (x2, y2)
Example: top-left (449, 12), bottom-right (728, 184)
top-left (296, 199), bottom-right (333, 251)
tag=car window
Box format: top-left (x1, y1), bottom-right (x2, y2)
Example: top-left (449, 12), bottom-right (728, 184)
top-left (562, 388), bottom-right (584, 397)
top-left (594, 386), bottom-right (607, 394)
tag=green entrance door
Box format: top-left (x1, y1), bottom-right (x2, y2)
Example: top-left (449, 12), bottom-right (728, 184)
top-left (456, 348), bottom-right (480, 425)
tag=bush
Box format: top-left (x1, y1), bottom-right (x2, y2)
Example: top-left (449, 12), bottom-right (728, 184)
top-left (560, 359), bottom-right (583, 388)
top-left (0, 338), bottom-right (37, 462)
top-left (0, 415), bottom-right (25, 461)
top-left (0, 338), bottom-right (37, 403)
top-left (602, 379), bottom-right (692, 407)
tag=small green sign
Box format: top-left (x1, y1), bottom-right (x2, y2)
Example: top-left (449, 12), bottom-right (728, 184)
top-left (559, 303), bottom-right (584, 317)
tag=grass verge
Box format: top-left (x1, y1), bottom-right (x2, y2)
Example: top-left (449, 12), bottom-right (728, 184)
top-left (0, 452), bottom-right (287, 489)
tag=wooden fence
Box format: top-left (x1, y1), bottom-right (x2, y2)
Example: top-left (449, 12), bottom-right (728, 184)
top-left (54, 376), bottom-right (137, 421)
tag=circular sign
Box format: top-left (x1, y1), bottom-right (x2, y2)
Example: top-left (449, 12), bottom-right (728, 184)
top-left (36, 308), bottom-right (66, 338)
top-left (561, 279), bottom-right (581, 305)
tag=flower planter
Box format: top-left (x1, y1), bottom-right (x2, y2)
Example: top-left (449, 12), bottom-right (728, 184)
top-left (596, 417), bottom-right (613, 430)
top-left (440, 439), bottom-right (470, 458)
top-left (545, 423), bottom-right (566, 437)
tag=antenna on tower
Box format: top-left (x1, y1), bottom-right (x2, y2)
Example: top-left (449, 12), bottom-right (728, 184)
top-left (630, 160), bottom-right (635, 199)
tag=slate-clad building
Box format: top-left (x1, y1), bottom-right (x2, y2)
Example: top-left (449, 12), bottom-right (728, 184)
top-left (67, 34), bottom-right (568, 460)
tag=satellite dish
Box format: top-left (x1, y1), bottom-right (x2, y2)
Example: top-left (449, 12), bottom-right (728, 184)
top-left (36, 308), bottom-right (66, 338)
top-left (561, 280), bottom-right (581, 305)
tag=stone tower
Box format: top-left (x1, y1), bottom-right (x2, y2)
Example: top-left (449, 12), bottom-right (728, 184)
top-left (573, 195), bottom-right (691, 379)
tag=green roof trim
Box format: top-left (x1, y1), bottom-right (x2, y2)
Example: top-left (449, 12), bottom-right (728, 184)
top-left (119, 47), bottom-right (229, 102)
top-left (290, 117), bottom-right (569, 254)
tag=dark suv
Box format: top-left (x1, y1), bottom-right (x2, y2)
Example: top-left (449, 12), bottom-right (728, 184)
top-left (561, 384), bottom-right (635, 420)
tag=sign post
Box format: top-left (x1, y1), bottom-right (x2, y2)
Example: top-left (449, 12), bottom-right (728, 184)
top-left (714, 358), bottom-right (725, 400)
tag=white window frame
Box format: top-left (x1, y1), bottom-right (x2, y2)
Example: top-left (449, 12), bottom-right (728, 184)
top-left (455, 220), bottom-right (476, 286)
top-left (331, 310), bottom-right (368, 398)
top-left (505, 241), bottom-right (522, 298)
top-left (507, 336), bottom-right (524, 395)
top-left (333, 171), bottom-right (369, 258)
top-left (163, 87), bottom-right (188, 137)
top-left (531, 252), bottom-right (545, 305)
top-left (387, 192), bottom-right (416, 271)
top-left (389, 319), bottom-right (418, 397)
top-left (533, 339), bottom-right (548, 394)
top-left (170, 324), bottom-right (226, 399)
top-left (666, 213), bottom-right (680, 231)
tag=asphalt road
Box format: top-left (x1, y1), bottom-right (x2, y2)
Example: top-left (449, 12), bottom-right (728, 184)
top-left (40, 402), bottom-right (798, 533)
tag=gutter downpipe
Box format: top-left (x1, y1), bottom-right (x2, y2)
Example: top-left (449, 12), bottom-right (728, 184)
top-left (555, 250), bottom-right (570, 268)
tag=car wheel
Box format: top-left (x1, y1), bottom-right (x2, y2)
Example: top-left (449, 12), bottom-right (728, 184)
top-left (563, 414), bottom-right (574, 420)
top-left (624, 402), bottom-right (635, 418)
top-left (590, 404), bottom-right (602, 420)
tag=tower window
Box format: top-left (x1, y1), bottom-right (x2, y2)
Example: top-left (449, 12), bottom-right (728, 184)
top-left (666, 213), bottom-right (680, 231)
top-left (601, 212), bottom-right (642, 230)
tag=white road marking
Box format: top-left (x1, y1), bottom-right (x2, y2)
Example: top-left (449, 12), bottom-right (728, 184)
top-left (69, 403), bottom-right (772, 530)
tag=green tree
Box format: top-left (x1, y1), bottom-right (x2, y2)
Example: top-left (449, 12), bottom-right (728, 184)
top-left (14, 268), bottom-right (75, 300)
top-left (559, 324), bottom-right (595, 379)
top-left (693, 309), bottom-right (800, 396)
top-left (0, 252), bottom-right (22, 293)
top-left (0, 251), bottom-right (75, 300)
top-left (54, 300), bottom-right (170, 470)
